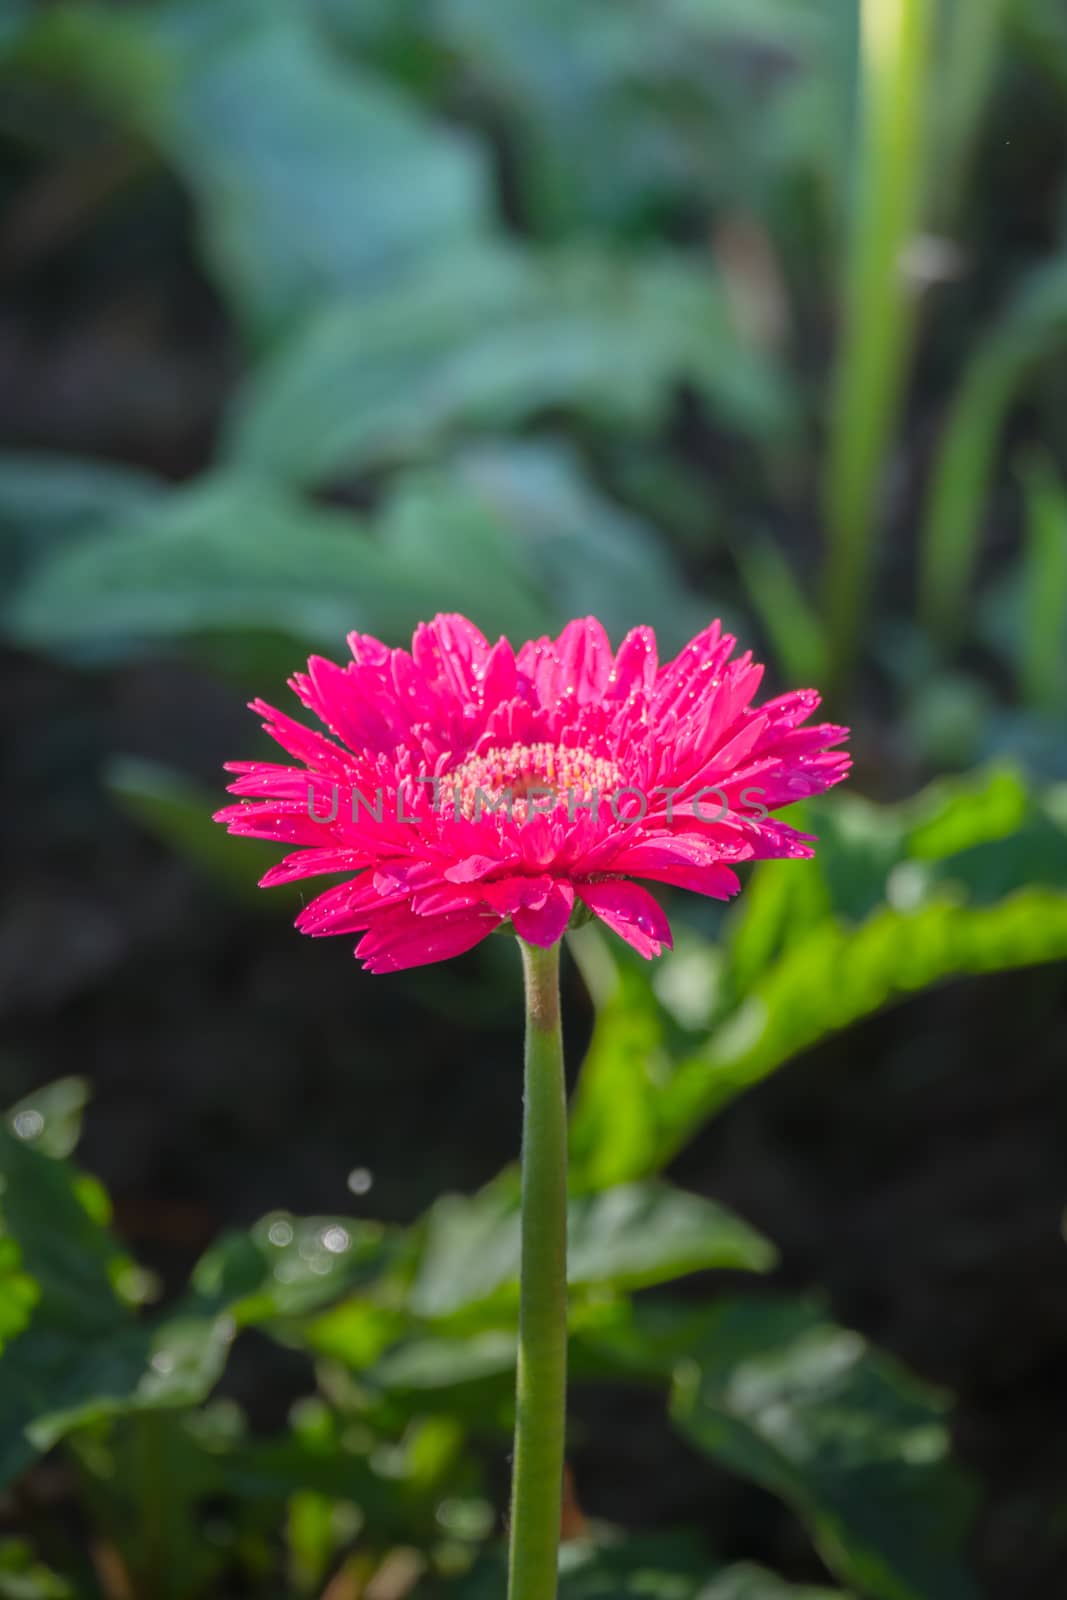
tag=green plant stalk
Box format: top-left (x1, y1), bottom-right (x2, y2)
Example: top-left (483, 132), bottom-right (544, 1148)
top-left (824, 0), bottom-right (931, 701)
top-left (918, 340), bottom-right (1016, 643)
top-left (919, 259), bottom-right (1067, 646)
top-left (1019, 453), bottom-right (1067, 713)
top-left (508, 938), bottom-right (567, 1600)
top-left (932, 0), bottom-right (1008, 230)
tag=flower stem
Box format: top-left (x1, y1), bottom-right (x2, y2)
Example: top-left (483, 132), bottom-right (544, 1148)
top-left (508, 938), bottom-right (567, 1600)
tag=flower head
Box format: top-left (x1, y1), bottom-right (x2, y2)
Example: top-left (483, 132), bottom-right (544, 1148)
top-left (215, 615), bottom-right (849, 972)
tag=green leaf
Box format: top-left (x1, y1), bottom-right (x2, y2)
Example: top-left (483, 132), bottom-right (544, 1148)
top-left (2, 454), bottom-right (705, 666)
top-left (0, 452), bottom-right (162, 586)
top-left (189, 1211), bottom-right (398, 1328)
top-left (570, 1297), bottom-right (745, 1386)
top-left (730, 534), bottom-right (828, 687)
top-left (0, 1130), bottom-right (235, 1485)
top-left (1, 474), bottom-right (437, 658)
top-left (226, 243), bottom-right (791, 485)
top-left (1, 472), bottom-right (547, 662)
top-left (671, 1298), bottom-right (978, 1600)
top-left (656, 888), bottom-right (1067, 1174)
top-left (367, 462), bottom-right (558, 645)
top-left (420, 0), bottom-right (843, 238)
top-left (455, 1531), bottom-right (712, 1600)
top-left (920, 257), bottom-right (1067, 643)
top-left (903, 766), bottom-right (1030, 862)
top-left (455, 1535), bottom-right (846, 1600)
top-left (567, 964), bottom-right (676, 1192)
top-left (106, 758), bottom-right (292, 905)
top-left (411, 1178), bottom-right (774, 1321)
top-left (11, 0), bottom-right (490, 336)
top-left (445, 440), bottom-right (708, 653)
top-left (572, 774), bottom-right (1067, 1185)
top-left (1017, 454), bottom-right (1067, 713)
top-left (0, 1541), bottom-right (74, 1600)
top-left (0, 1242), bottom-right (39, 1359)
top-left (5, 1078), bottom-right (89, 1162)
top-left (0, 1125), bottom-right (128, 1339)
top-left (696, 1569), bottom-right (846, 1600)
top-left (369, 1329), bottom-right (518, 1395)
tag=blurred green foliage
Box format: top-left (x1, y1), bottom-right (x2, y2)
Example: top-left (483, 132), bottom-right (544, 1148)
top-left (1, 0), bottom-right (1066, 1592)
top-left (7, 765), bottom-right (1067, 1592)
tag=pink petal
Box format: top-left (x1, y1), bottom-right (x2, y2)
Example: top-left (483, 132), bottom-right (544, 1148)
top-left (295, 874), bottom-right (399, 937)
top-left (355, 905), bottom-right (500, 973)
top-left (444, 854), bottom-right (510, 884)
top-left (259, 847), bottom-right (373, 887)
top-left (478, 875), bottom-right (554, 915)
top-left (554, 617), bottom-right (613, 704)
top-left (604, 836), bottom-right (741, 899)
top-left (574, 879), bottom-right (673, 959)
top-left (606, 626), bottom-right (658, 700)
top-left (249, 700), bottom-right (355, 778)
top-left (411, 613), bottom-right (491, 704)
top-left (630, 861), bottom-right (740, 899)
top-left (511, 880), bottom-right (575, 946)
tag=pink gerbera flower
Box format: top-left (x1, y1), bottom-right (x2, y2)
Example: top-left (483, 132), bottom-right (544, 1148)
top-left (214, 615), bottom-right (849, 973)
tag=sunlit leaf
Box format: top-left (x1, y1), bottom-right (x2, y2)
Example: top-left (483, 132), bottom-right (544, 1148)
top-left (190, 1211), bottom-right (398, 1328)
top-left (5, 1079), bottom-right (89, 1162)
top-left (455, 1531), bottom-right (711, 1600)
top-left (0, 1131), bottom-right (235, 1484)
top-left (572, 774), bottom-right (1067, 1184)
top-left (411, 1178), bottom-right (774, 1321)
top-left (0, 1540), bottom-right (74, 1600)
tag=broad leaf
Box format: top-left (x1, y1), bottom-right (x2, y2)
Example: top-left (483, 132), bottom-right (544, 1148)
top-left (226, 244), bottom-right (791, 485)
top-left (190, 1210), bottom-right (398, 1327)
top-left (671, 1298), bottom-right (978, 1600)
top-left (2, 458), bottom-right (704, 666)
top-left (453, 1535), bottom-right (845, 1600)
top-left (6, 1078), bottom-right (89, 1162)
top-left (411, 1178), bottom-right (774, 1321)
top-left (455, 1532), bottom-right (711, 1600)
top-left (0, 452), bottom-right (162, 586)
top-left (1, 475), bottom-right (448, 658)
top-left (0, 1130), bottom-right (234, 1485)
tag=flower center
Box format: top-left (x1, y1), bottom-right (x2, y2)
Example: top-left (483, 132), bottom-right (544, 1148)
top-left (441, 742), bottom-right (622, 823)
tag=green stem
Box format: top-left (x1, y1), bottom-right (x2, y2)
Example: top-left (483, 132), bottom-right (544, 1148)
top-left (508, 938), bottom-right (568, 1600)
top-left (932, 0), bottom-right (1008, 233)
top-left (823, 0), bottom-right (931, 703)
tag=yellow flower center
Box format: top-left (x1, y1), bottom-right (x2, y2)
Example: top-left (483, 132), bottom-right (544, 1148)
top-left (441, 742), bottom-right (621, 822)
